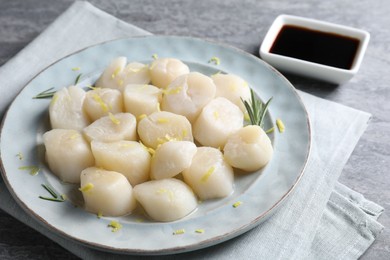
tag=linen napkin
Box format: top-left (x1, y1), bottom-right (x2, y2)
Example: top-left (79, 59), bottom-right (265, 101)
top-left (0, 1), bottom-right (384, 259)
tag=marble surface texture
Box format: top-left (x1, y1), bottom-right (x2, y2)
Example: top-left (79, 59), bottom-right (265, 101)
top-left (0, 0), bottom-right (389, 259)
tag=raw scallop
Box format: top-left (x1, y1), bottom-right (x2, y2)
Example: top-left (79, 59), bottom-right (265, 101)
top-left (80, 167), bottom-right (137, 217)
top-left (182, 147), bottom-right (234, 200)
top-left (211, 73), bottom-right (251, 112)
top-left (43, 129), bottom-right (94, 183)
top-left (83, 87), bottom-right (123, 122)
top-left (95, 57), bottom-right (150, 91)
top-left (161, 72), bottom-right (216, 123)
top-left (150, 141), bottom-right (197, 180)
top-left (123, 84), bottom-right (162, 118)
top-left (137, 111), bottom-right (193, 149)
top-left (149, 58), bottom-right (189, 88)
top-left (83, 112), bottom-right (137, 143)
top-left (49, 85), bottom-right (90, 131)
top-left (91, 140), bottom-right (151, 186)
top-left (133, 178), bottom-right (197, 222)
top-left (224, 125), bottom-right (273, 171)
top-left (193, 97), bottom-right (243, 148)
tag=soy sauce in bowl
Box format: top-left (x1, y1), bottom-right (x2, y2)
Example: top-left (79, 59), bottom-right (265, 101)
top-left (270, 25), bottom-right (360, 70)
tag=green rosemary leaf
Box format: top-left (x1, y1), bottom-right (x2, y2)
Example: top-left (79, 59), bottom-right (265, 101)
top-left (38, 196), bottom-right (65, 202)
top-left (33, 87), bottom-right (56, 99)
top-left (74, 73), bottom-right (82, 85)
top-left (41, 184), bottom-right (58, 199)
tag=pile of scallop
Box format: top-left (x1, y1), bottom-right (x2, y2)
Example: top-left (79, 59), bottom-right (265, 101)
top-left (43, 57), bottom-right (273, 222)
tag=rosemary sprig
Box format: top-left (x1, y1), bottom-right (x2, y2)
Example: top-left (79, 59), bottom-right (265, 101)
top-left (241, 89), bottom-right (272, 129)
top-left (39, 184), bottom-right (66, 202)
top-left (33, 87), bottom-right (56, 99)
top-left (74, 73), bottom-right (82, 85)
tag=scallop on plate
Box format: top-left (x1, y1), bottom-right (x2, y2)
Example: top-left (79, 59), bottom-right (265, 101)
top-left (0, 36), bottom-right (311, 255)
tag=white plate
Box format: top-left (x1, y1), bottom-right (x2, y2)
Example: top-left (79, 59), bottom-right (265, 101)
top-left (0, 36), bottom-right (310, 255)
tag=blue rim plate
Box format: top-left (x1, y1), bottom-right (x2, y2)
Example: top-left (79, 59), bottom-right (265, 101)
top-left (0, 36), bottom-right (311, 255)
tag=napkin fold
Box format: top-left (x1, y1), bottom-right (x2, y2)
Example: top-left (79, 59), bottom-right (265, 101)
top-left (0, 1), bottom-right (384, 259)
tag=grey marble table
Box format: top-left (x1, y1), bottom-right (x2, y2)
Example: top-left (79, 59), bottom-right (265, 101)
top-left (0, 0), bottom-right (389, 259)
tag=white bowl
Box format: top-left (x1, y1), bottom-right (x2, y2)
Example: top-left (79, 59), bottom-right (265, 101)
top-left (259, 14), bottom-right (370, 84)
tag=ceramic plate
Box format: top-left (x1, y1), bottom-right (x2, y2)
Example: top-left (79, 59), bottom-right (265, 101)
top-left (0, 36), bottom-right (310, 255)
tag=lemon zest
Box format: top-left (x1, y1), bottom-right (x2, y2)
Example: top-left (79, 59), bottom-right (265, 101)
top-left (195, 229), bottom-right (205, 234)
top-left (152, 54), bottom-right (159, 60)
top-left (244, 112), bottom-right (250, 121)
top-left (97, 211), bottom-right (103, 219)
top-left (108, 113), bottom-right (120, 125)
top-left (92, 93), bottom-right (109, 113)
top-left (138, 114), bottom-right (147, 121)
top-left (213, 111), bottom-right (219, 120)
top-left (156, 102), bottom-right (161, 112)
top-left (233, 201), bottom-right (242, 208)
top-left (79, 183), bottom-right (94, 192)
top-left (164, 86), bottom-right (183, 95)
top-left (173, 229), bottom-right (185, 235)
top-left (18, 166), bottom-right (39, 176)
top-left (208, 56), bottom-right (220, 65)
top-left (108, 220), bottom-right (122, 232)
top-left (276, 118), bottom-right (285, 133)
top-left (201, 166), bottom-right (215, 183)
top-left (71, 67), bottom-right (81, 71)
top-left (182, 129), bottom-right (188, 138)
top-left (156, 188), bottom-right (174, 201)
top-left (266, 127), bottom-right (275, 134)
top-left (50, 93), bottom-right (59, 105)
top-left (111, 67), bottom-right (121, 79)
top-left (157, 118), bottom-right (169, 123)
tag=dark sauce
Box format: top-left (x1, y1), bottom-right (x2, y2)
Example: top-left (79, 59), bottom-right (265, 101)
top-left (270, 25), bottom-right (360, 69)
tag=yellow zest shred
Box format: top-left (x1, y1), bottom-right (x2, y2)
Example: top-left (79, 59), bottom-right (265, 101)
top-left (201, 166), bottom-right (215, 183)
top-left (108, 220), bottom-right (122, 232)
top-left (244, 112), bottom-right (250, 121)
top-left (156, 102), bottom-right (161, 112)
top-left (276, 118), bottom-right (285, 133)
top-left (156, 188), bottom-right (174, 201)
top-left (111, 67), bottom-right (121, 79)
top-left (69, 132), bottom-right (79, 140)
top-left (182, 129), bottom-right (188, 138)
top-left (157, 118), bottom-right (169, 124)
top-left (97, 211), bottom-right (103, 219)
top-left (149, 61), bottom-right (157, 70)
top-left (229, 84), bottom-right (237, 92)
top-left (92, 93), bottom-right (109, 112)
top-left (16, 152), bottom-right (24, 160)
top-left (50, 93), bottom-right (59, 105)
top-left (147, 147), bottom-right (156, 156)
top-left (152, 54), bottom-right (159, 60)
top-left (164, 86), bottom-right (183, 95)
top-left (233, 201), bottom-right (242, 208)
top-left (138, 114), bottom-right (147, 121)
top-left (79, 183), bottom-right (94, 192)
top-left (108, 113), bottom-right (120, 125)
top-left (117, 79), bottom-right (124, 86)
top-left (71, 67), bottom-right (81, 71)
top-left (172, 229), bottom-right (185, 235)
top-left (18, 166), bottom-right (39, 176)
top-left (195, 229), bottom-right (205, 234)
top-left (213, 111), bottom-right (219, 120)
top-left (136, 218), bottom-right (144, 223)
top-left (208, 56), bottom-right (220, 65)
top-left (266, 127), bottom-right (275, 134)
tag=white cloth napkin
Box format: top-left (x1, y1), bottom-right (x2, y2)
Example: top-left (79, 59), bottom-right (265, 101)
top-left (0, 2), bottom-right (384, 259)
